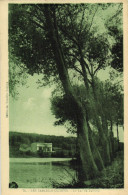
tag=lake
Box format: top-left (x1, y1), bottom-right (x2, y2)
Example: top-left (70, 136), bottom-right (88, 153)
top-left (9, 158), bottom-right (76, 188)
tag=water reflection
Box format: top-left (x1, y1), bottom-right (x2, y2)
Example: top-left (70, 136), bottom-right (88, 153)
top-left (10, 158), bottom-right (75, 188)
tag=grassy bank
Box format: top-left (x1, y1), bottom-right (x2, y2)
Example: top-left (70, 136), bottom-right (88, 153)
top-left (52, 151), bottom-right (124, 188)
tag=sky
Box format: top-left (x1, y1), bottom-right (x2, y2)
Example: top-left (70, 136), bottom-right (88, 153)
top-left (9, 74), bottom-right (73, 137)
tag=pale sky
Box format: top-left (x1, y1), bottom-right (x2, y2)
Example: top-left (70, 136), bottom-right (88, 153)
top-left (9, 74), bottom-right (73, 137)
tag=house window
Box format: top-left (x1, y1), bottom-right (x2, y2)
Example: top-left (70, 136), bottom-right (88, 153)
top-left (39, 146), bottom-right (42, 151)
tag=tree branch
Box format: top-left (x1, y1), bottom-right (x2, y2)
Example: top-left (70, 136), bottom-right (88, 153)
top-left (26, 10), bottom-right (44, 29)
top-left (68, 53), bottom-right (79, 62)
top-left (34, 4), bottom-right (44, 13)
top-left (108, 6), bottom-right (123, 22)
top-left (71, 65), bottom-right (83, 76)
top-left (78, 8), bottom-right (86, 36)
top-left (88, 5), bottom-right (99, 32)
top-left (87, 78), bottom-right (92, 85)
top-left (94, 64), bottom-right (102, 75)
top-left (58, 24), bottom-right (78, 46)
top-left (29, 17), bottom-right (44, 29)
top-left (83, 58), bottom-right (92, 76)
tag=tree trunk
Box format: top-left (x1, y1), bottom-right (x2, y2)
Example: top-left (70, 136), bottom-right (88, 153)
top-left (110, 120), bottom-right (114, 158)
top-left (44, 6), bottom-right (99, 180)
top-left (79, 58), bottom-right (111, 165)
top-left (101, 115), bottom-right (109, 136)
top-left (87, 122), bottom-right (104, 171)
top-left (76, 54), bottom-right (105, 170)
top-left (77, 116), bottom-right (99, 180)
top-left (94, 112), bottom-right (111, 165)
top-left (117, 121), bottom-right (119, 150)
top-left (101, 115), bottom-right (113, 160)
top-left (90, 78), bottom-right (111, 165)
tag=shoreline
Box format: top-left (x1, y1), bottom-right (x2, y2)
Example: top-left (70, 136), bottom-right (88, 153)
top-left (9, 157), bottom-right (73, 163)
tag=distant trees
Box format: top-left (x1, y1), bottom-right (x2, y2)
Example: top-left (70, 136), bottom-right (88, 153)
top-left (9, 132), bottom-right (77, 158)
top-left (9, 3), bottom-right (123, 181)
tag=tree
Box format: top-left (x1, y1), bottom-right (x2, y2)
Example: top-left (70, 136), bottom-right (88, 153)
top-left (92, 79), bottom-right (123, 153)
top-left (52, 4), bottom-right (123, 165)
top-left (51, 85), bottom-right (104, 171)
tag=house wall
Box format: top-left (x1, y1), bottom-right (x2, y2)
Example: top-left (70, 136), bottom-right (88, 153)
top-left (31, 143), bottom-right (52, 152)
top-left (37, 143), bottom-right (52, 152)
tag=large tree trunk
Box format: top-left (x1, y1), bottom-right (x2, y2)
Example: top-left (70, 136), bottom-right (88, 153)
top-left (44, 6), bottom-right (99, 180)
top-left (77, 116), bottom-right (99, 180)
top-left (79, 56), bottom-right (111, 165)
top-left (93, 111), bottom-right (111, 165)
top-left (90, 78), bottom-right (111, 165)
top-left (87, 122), bottom-right (104, 171)
top-left (78, 50), bottom-right (105, 170)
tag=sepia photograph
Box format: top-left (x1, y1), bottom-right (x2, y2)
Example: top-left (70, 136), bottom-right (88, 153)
top-left (8, 2), bottom-right (124, 189)
top-left (1, 0), bottom-right (127, 192)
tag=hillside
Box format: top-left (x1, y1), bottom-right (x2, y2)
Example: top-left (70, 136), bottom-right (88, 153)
top-left (9, 131), bottom-right (77, 158)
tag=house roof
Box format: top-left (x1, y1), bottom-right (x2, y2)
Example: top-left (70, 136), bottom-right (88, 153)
top-left (36, 143), bottom-right (52, 146)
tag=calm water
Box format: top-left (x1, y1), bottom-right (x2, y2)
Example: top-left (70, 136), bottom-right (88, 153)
top-left (10, 158), bottom-right (75, 188)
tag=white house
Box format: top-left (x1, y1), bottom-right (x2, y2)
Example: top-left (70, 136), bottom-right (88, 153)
top-left (31, 143), bottom-right (52, 153)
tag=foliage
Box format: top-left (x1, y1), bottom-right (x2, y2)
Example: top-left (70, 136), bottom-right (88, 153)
top-left (9, 53), bottom-right (28, 99)
top-left (9, 4), bottom-right (119, 89)
top-left (51, 78), bottom-right (123, 134)
top-left (9, 4), bottom-right (57, 82)
top-left (95, 79), bottom-right (124, 125)
top-left (105, 4), bottom-right (123, 72)
top-left (108, 27), bottom-right (123, 72)
top-left (51, 84), bottom-right (99, 134)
